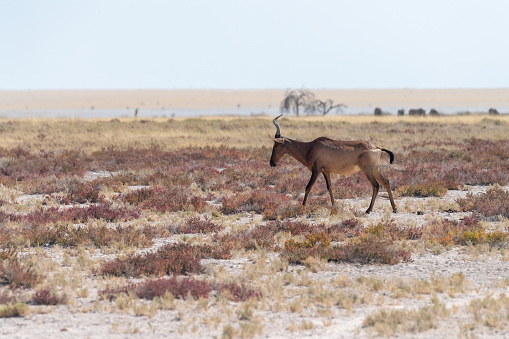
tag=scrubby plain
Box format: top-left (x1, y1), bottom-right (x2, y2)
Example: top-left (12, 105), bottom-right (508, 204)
top-left (1, 115), bottom-right (509, 338)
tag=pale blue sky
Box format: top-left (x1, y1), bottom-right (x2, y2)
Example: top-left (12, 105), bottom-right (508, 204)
top-left (1, 0), bottom-right (508, 89)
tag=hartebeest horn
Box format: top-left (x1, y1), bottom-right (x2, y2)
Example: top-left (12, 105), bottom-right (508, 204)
top-left (273, 114), bottom-right (283, 138)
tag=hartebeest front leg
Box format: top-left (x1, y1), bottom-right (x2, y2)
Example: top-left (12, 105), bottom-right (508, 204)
top-left (302, 168), bottom-right (320, 205)
top-left (322, 172), bottom-right (335, 206)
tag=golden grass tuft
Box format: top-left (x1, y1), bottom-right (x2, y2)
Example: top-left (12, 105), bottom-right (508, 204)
top-left (0, 303), bottom-right (29, 318)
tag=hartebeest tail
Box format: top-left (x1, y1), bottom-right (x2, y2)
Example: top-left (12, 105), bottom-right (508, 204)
top-left (380, 149), bottom-right (394, 164)
top-left (270, 114), bottom-right (397, 214)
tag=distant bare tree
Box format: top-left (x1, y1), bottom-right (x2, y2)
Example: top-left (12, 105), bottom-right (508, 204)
top-left (305, 99), bottom-right (346, 116)
top-left (280, 89), bottom-right (315, 117)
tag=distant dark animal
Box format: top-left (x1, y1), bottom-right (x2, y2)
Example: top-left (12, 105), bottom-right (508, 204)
top-left (489, 108), bottom-right (500, 115)
top-left (409, 108), bottom-right (426, 116)
top-left (429, 109), bottom-right (440, 116)
top-left (397, 109), bottom-right (405, 116)
top-left (374, 107), bottom-right (383, 116)
top-left (269, 114), bottom-right (397, 213)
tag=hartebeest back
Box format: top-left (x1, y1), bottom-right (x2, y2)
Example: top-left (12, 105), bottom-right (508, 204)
top-left (269, 114), bottom-right (397, 213)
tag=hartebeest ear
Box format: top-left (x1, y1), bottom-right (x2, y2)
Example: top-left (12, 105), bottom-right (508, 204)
top-left (274, 138), bottom-right (288, 144)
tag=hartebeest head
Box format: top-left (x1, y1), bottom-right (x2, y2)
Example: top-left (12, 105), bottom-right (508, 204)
top-left (270, 114), bottom-right (289, 167)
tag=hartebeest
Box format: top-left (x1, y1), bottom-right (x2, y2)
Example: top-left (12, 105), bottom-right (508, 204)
top-left (269, 114), bottom-right (397, 213)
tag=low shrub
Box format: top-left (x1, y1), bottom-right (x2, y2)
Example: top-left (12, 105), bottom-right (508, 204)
top-left (0, 258), bottom-right (43, 289)
top-left (15, 223), bottom-right (154, 249)
top-left (281, 232), bottom-right (331, 265)
top-left (87, 225), bottom-right (155, 248)
top-left (221, 189), bottom-right (291, 215)
top-left (58, 180), bottom-right (103, 204)
top-left (457, 186), bottom-right (509, 219)
top-left (176, 217), bottom-right (222, 234)
top-left (100, 243), bottom-right (231, 278)
top-left (100, 251), bottom-right (201, 278)
top-left (10, 202), bottom-right (139, 226)
top-left (282, 230), bottom-right (411, 265)
top-left (216, 224), bottom-right (276, 251)
top-left (100, 277), bottom-right (212, 300)
top-left (121, 187), bottom-right (155, 205)
top-left (99, 278), bottom-right (260, 302)
top-left (221, 189), bottom-right (313, 220)
top-left (121, 186), bottom-right (206, 213)
top-left (33, 288), bottom-right (66, 305)
top-left (328, 233), bottom-right (411, 265)
top-left (277, 220), bottom-right (321, 236)
top-left (218, 283), bottom-right (262, 302)
top-left (0, 290), bottom-right (14, 304)
top-left (365, 219), bottom-right (423, 240)
top-left (423, 214), bottom-right (509, 247)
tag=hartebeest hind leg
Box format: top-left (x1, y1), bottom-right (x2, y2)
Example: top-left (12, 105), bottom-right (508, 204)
top-left (302, 168), bottom-right (320, 205)
top-left (373, 167), bottom-right (397, 213)
top-left (362, 165), bottom-right (380, 214)
top-left (322, 172), bottom-right (335, 206)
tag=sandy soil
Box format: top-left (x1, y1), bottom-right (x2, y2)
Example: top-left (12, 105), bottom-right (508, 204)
top-left (1, 89), bottom-right (509, 111)
top-left (2, 184), bottom-right (509, 339)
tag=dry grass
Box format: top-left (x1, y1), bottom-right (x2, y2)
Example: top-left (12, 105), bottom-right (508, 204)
top-left (0, 115), bottom-right (508, 152)
top-left (0, 303), bottom-right (29, 318)
top-left (363, 296), bottom-right (449, 337)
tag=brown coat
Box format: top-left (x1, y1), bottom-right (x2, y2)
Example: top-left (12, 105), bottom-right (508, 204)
top-left (270, 136), bottom-right (397, 213)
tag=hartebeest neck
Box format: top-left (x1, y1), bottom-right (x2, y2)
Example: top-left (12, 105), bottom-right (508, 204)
top-left (286, 138), bottom-right (313, 169)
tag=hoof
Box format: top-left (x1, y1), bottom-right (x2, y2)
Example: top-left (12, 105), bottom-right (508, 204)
top-left (393, 209), bottom-right (398, 213)
top-left (365, 210), bottom-right (371, 214)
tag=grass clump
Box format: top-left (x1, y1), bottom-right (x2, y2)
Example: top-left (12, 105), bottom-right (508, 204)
top-left (396, 181), bottom-right (448, 197)
top-left (469, 294), bottom-right (509, 330)
top-left (363, 297), bottom-right (449, 337)
top-left (0, 303), bottom-right (29, 318)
